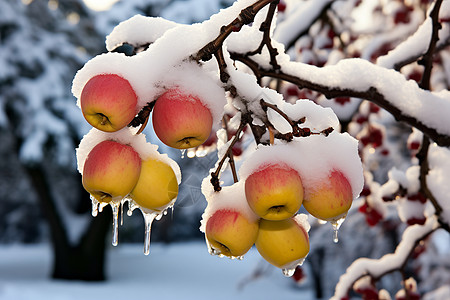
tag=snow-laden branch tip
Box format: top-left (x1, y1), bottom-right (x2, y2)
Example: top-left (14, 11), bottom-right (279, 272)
top-left (273, 0), bottom-right (332, 49)
top-left (376, 16), bottom-right (432, 69)
top-left (331, 216), bottom-right (440, 300)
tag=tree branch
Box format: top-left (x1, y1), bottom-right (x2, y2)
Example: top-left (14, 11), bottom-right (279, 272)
top-left (230, 52), bottom-right (450, 147)
top-left (331, 218), bottom-right (439, 300)
top-left (193, 0), bottom-right (276, 62)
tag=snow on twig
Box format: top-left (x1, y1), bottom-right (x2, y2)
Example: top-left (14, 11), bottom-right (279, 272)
top-left (331, 216), bottom-right (440, 300)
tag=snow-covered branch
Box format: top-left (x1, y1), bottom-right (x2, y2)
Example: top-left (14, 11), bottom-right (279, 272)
top-left (331, 217), bottom-right (440, 300)
top-left (230, 53), bottom-right (450, 147)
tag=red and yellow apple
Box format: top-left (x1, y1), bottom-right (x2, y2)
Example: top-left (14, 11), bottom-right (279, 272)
top-left (82, 140), bottom-right (141, 203)
top-left (152, 89), bottom-right (213, 149)
top-left (129, 157), bottom-right (179, 211)
top-left (245, 164), bottom-right (304, 220)
top-left (205, 209), bottom-right (259, 257)
top-left (303, 170), bottom-right (353, 221)
top-left (255, 218), bottom-right (310, 269)
top-left (80, 74), bottom-right (138, 132)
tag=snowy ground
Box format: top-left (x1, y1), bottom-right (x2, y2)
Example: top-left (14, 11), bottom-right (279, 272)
top-left (0, 242), bottom-right (313, 300)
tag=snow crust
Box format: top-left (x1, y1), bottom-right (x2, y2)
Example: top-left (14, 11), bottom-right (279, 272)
top-left (279, 58), bottom-right (450, 137)
top-left (105, 15), bottom-right (180, 51)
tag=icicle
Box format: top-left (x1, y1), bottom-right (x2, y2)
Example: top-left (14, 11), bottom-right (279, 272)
top-left (127, 199), bottom-right (139, 216)
top-left (120, 199), bottom-right (125, 226)
top-left (282, 268), bottom-right (296, 277)
top-left (142, 212), bottom-right (158, 255)
top-left (111, 201), bottom-right (121, 246)
top-left (281, 257), bottom-right (306, 277)
top-left (90, 195), bottom-right (99, 217)
top-left (180, 149), bottom-right (186, 159)
top-left (330, 216), bottom-right (346, 244)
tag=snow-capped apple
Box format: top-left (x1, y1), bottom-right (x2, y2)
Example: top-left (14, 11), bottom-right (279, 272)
top-left (205, 209), bottom-right (259, 258)
top-left (303, 170), bottom-right (353, 222)
top-left (130, 157), bottom-right (179, 211)
top-left (152, 88), bottom-right (213, 149)
top-left (245, 164), bottom-right (304, 220)
top-left (255, 218), bottom-right (309, 269)
top-left (82, 140), bottom-right (142, 203)
top-left (80, 74), bottom-right (138, 132)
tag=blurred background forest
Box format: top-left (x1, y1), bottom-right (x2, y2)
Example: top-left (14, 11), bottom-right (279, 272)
top-left (1, 0), bottom-right (449, 299)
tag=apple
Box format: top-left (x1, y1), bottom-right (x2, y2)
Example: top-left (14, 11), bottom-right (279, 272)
top-left (130, 157), bottom-right (179, 211)
top-left (255, 218), bottom-right (309, 269)
top-left (80, 74), bottom-right (138, 132)
top-left (152, 89), bottom-right (213, 149)
top-left (245, 164), bottom-right (304, 220)
top-left (205, 209), bottom-right (259, 258)
top-left (303, 170), bottom-right (353, 222)
top-left (82, 140), bottom-right (141, 203)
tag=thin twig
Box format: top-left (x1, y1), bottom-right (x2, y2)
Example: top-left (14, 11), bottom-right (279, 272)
top-left (193, 0), bottom-right (276, 62)
top-left (246, 1), bottom-right (280, 70)
top-left (128, 102), bottom-right (155, 129)
top-left (210, 115), bottom-right (249, 191)
top-left (419, 0), bottom-right (443, 90)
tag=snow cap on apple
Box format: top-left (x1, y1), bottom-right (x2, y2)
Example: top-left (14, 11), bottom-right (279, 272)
top-left (240, 131), bottom-right (363, 222)
top-left (79, 73), bottom-right (138, 132)
top-left (77, 127), bottom-right (181, 188)
top-left (200, 180), bottom-right (260, 258)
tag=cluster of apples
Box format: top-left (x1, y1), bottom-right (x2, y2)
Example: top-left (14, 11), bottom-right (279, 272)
top-left (203, 156), bottom-right (354, 274)
top-left (202, 180), bottom-right (311, 275)
top-left (80, 73), bottom-right (215, 150)
top-left (77, 70), bottom-right (220, 250)
top-left (82, 139), bottom-right (179, 213)
top-left (80, 73), bottom-right (207, 210)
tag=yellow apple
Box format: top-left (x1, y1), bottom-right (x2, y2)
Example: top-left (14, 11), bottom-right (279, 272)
top-left (129, 157), bottom-right (179, 211)
top-left (245, 164), bottom-right (304, 220)
top-left (82, 140), bottom-right (142, 203)
top-left (152, 89), bottom-right (213, 149)
top-left (303, 170), bottom-right (353, 221)
top-left (255, 218), bottom-right (310, 269)
top-left (205, 209), bottom-right (259, 258)
top-left (80, 74), bottom-right (138, 132)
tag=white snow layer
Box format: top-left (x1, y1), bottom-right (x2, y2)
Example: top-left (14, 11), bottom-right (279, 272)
top-left (331, 216), bottom-right (439, 300)
top-left (238, 131), bottom-right (364, 200)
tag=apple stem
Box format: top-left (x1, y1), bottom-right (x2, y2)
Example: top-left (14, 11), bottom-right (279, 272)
top-left (100, 115), bottom-right (108, 126)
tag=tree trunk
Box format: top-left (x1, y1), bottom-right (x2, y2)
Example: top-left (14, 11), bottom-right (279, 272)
top-left (26, 164), bottom-right (111, 281)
